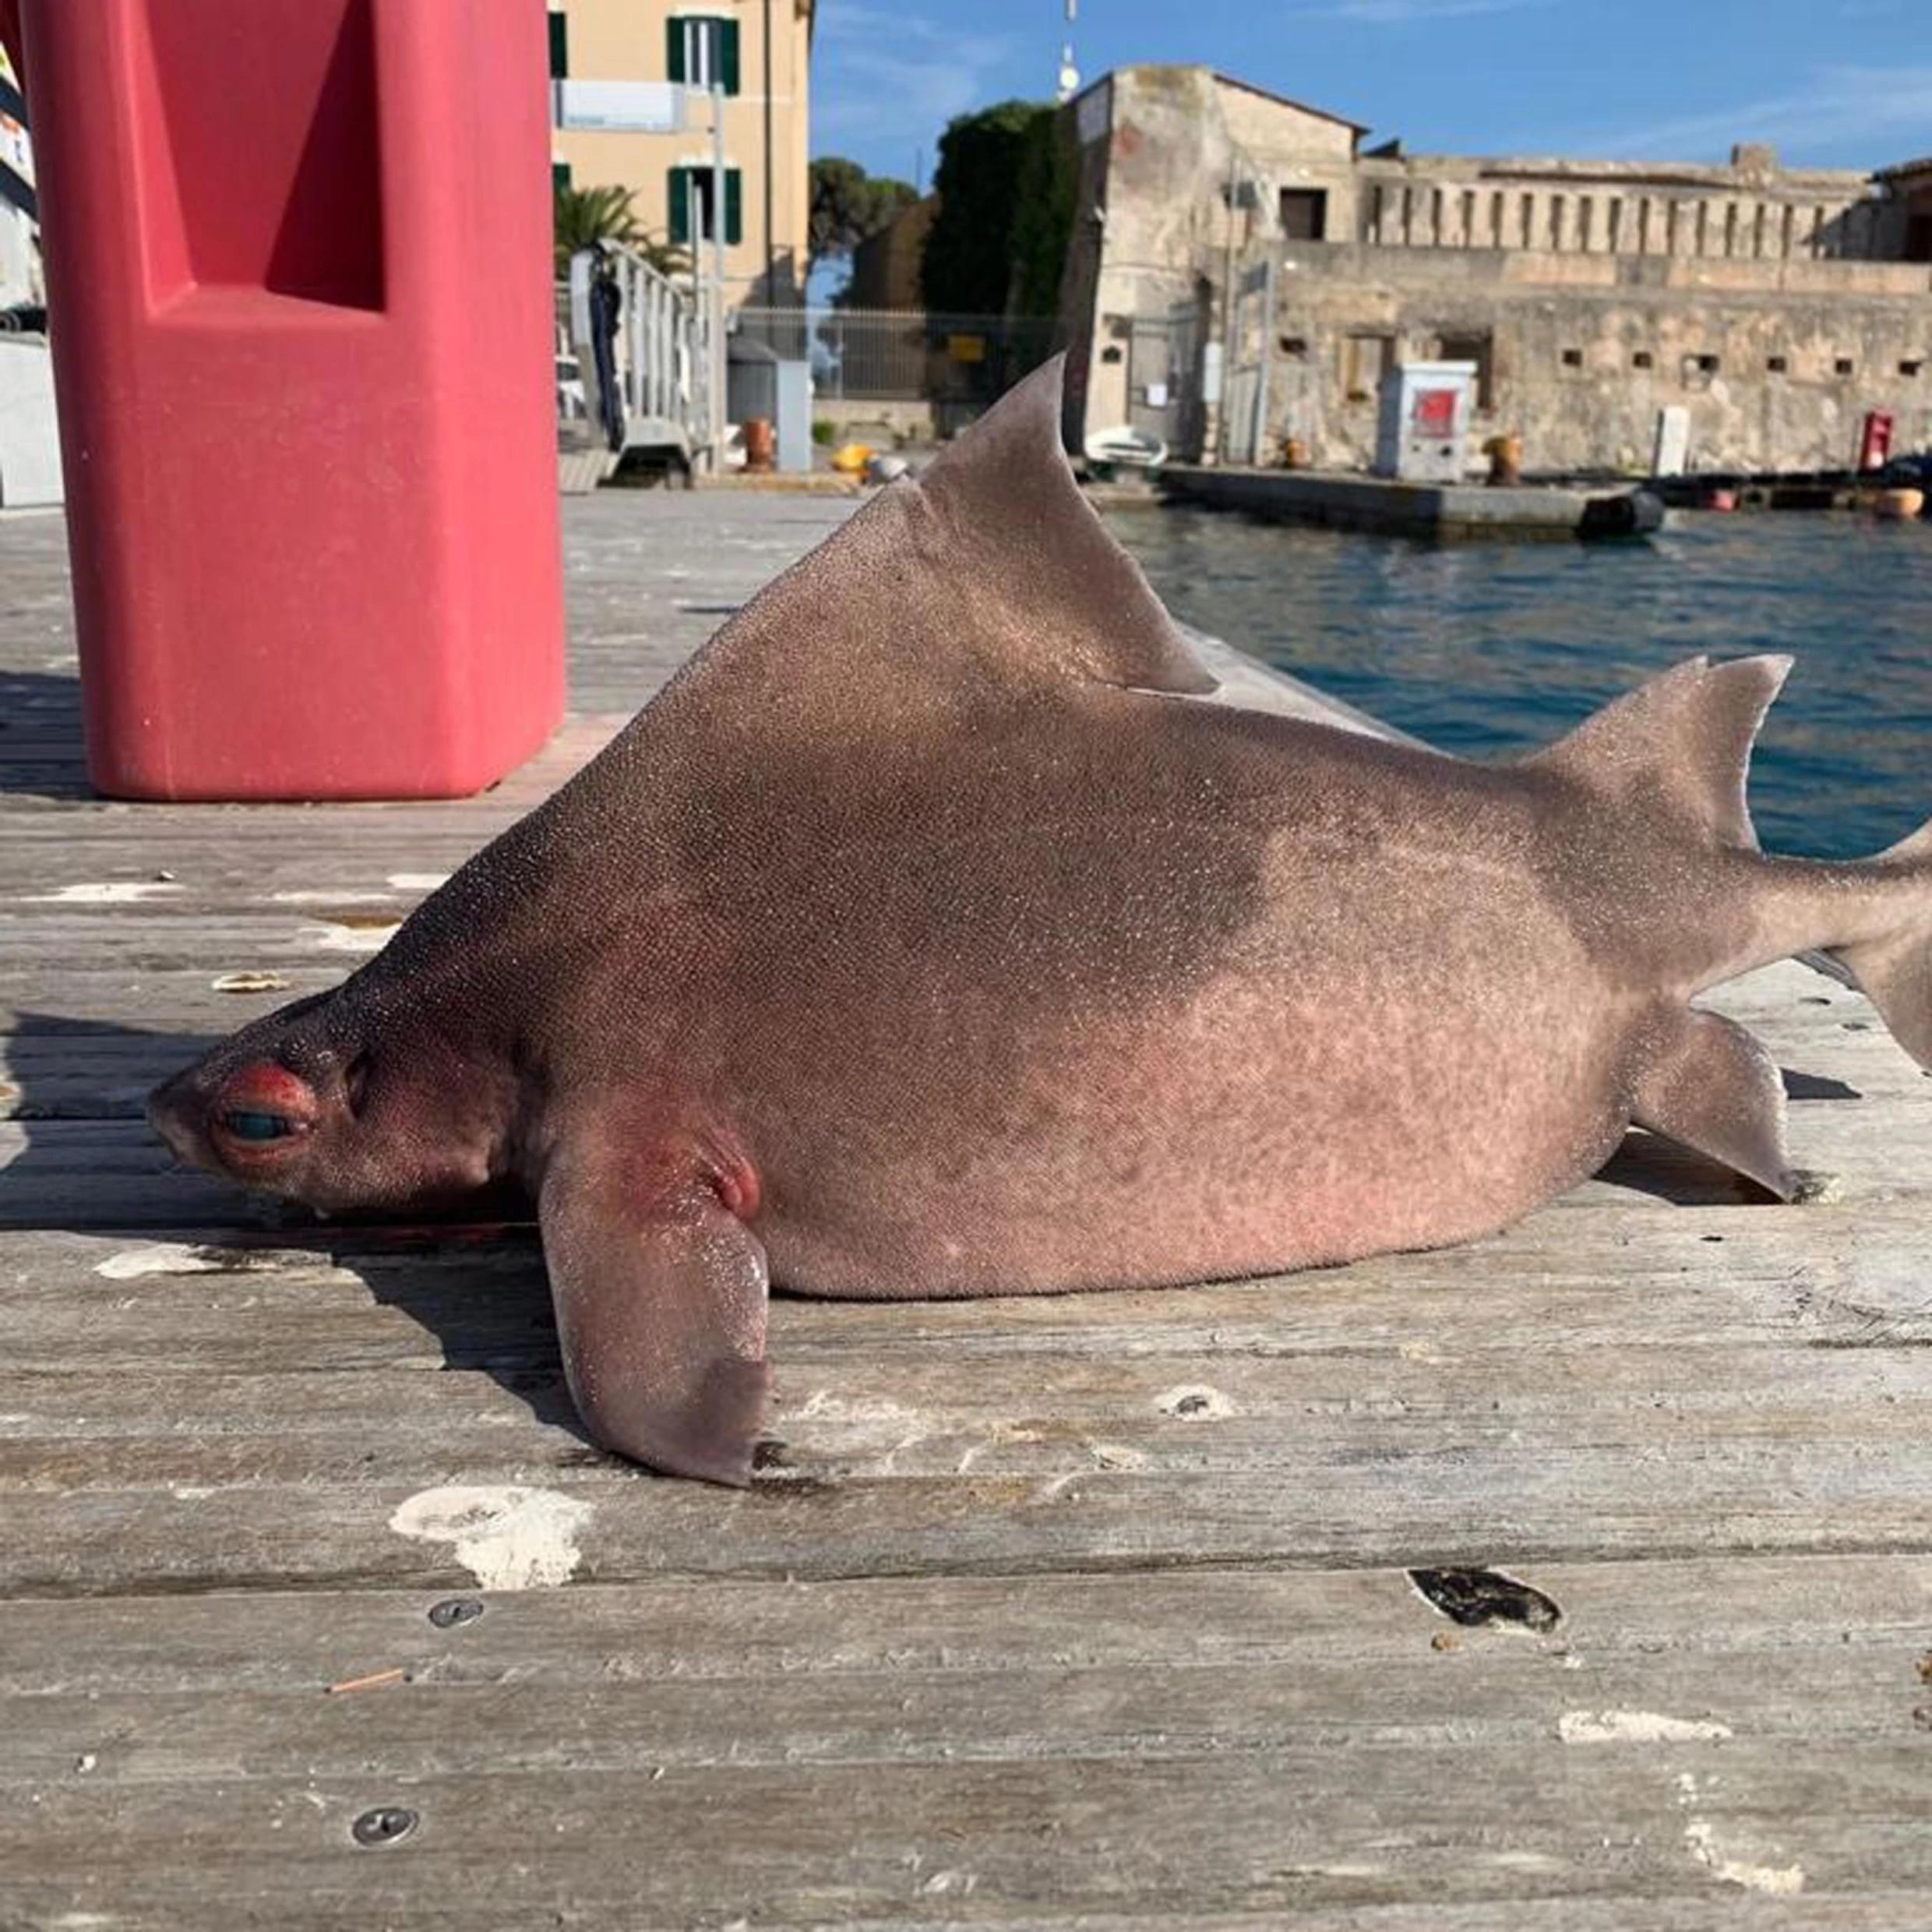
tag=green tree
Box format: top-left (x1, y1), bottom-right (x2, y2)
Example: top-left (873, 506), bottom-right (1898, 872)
top-left (1008, 109), bottom-right (1077, 319)
top-left (920, 100), bottom-right (1056, 315)
top-left (553, 182), bottom-right (689, 280)
top-left (809, 157), bottom-right (919, 279)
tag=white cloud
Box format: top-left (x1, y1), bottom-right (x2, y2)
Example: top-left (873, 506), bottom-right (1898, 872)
top-left (1585, 64), bottom-right (1932, 162)
top-left (813, 5), bottom-right (1018, 169)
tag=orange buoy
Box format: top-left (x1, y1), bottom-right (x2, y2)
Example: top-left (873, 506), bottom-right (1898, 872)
top-left (1871, 487), bottom-right (1925, 521)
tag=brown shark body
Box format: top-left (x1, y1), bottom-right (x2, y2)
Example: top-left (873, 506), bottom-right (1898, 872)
top-left (150, 359), bottom-right (1932, 1484)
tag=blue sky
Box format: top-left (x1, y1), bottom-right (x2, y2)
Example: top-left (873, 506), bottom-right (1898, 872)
top-left (812, 0), bottom-right (1932, 188)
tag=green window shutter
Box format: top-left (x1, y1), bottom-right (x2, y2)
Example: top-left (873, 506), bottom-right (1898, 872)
top-left (552, 160), bottom-right (573, 192)
top-left (725, 168), bottom-right (742, 246)
top-left (668, 167), bottom-right (690, 245)
top-left (548, 10), bottom-right (568, 79)
top-left (721, 19), bottom-right (741, 95)
top-left (665, 16), bottom-right (686, 83)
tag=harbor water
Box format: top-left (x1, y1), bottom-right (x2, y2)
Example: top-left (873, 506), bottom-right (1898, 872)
top-left (1109, 507), bottom-right (1932, 861)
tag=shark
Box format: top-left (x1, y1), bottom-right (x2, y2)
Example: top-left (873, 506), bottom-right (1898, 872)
top-left (150, 358), bottom-right (1932, 1483)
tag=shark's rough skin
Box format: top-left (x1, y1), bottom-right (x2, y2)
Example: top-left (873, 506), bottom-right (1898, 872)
top-left (150, 358), bottom-right (1932, 1486)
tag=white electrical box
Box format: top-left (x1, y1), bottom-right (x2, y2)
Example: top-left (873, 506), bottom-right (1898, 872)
top-left (1374, 361), bottom-right (1476, 482)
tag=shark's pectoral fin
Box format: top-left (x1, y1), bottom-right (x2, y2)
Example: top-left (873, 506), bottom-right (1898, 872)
top-left (538, 1132), bottom-right (770, 1486)
top-left (1631, 1008), bottom-right (1793, 1200)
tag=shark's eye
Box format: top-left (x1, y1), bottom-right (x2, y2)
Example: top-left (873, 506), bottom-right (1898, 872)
top-left (210, 1062), bottom-right (318, 1151)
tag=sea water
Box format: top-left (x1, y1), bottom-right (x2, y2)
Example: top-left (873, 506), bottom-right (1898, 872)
top-left (1109, 507), bottom-right (1932, 861)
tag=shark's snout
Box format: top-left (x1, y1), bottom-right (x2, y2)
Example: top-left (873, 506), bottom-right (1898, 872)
top-left (146, 1070), bottom-right (202, 1165)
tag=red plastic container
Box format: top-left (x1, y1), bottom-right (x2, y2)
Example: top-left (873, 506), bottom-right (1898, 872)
top-left (1859, 410), bottom-right (1895, 474)
top-left (16, 0), bottom-right (564, 799)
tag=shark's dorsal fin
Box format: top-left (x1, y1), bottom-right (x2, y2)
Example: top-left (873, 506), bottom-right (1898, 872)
top-left (913, 357), bottom-right (1218, 696)
top-left (657, 356), bottom-right (1216, 727)
top-left (1526, 655), bottom-right (1790, 849)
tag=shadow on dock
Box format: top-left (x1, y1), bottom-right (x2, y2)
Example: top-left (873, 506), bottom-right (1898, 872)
top-left (0, 1009), bottom-right (594, 1450)
top-left (0, 668), bottom-right (89, 799)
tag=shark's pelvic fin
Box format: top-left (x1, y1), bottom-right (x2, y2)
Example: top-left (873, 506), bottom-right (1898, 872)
top-left (1631, 1006), bottom-right (1793, 1199)
top-left (1528, 655), bottom-right (1791, 850)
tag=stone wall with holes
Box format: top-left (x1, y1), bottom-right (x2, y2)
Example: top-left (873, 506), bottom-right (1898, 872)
top-left (1061, 76), bottom-right (1932, 471)
top-left (1250, 241), bottom-right (1932, 474)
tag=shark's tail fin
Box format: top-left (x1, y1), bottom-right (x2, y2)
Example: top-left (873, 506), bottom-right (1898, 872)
top-left (1832, 820), bottom-right (1932, 1070)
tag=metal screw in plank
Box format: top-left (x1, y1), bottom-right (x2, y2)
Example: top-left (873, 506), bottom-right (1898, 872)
top-left (351, 1807), bottom-right (418, 1849)
top-left (427, 1597), bottom-right (484, 1630)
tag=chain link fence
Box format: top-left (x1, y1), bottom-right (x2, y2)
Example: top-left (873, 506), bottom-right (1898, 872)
top-left (734, 306), bottom-right (1056, 412)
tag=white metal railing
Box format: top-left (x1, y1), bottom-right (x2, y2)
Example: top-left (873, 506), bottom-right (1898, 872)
top-left (563, 246), bottom-right (717, 467)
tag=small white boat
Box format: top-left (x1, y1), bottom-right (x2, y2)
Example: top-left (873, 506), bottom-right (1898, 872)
top-left (1084, 423), bottom-right (1169, 470)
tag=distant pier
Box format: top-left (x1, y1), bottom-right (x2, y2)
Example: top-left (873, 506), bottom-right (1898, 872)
top-left (1158, 466), bottom-right (1665, 541)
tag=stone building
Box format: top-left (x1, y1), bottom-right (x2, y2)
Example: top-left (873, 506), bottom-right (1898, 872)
top-left (548, 0), bottom-right (812, 307)
top-left (1061, 65), bottom-right (1932, 474)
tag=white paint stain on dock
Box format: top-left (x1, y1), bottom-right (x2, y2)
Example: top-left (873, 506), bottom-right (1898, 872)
top-left (95, 1243), bottom-right (226, 1281)
top-left (389, 1485), bottom-right (591, 1590)
top-left (211, 971), bottom-right (291, 994)
top-left (23, 882), bottom-right (182, 904)
top-left (1683, 1819), bottom-right (1805, 1895)
top-left (305, 920), bottom-right (401, 953)
top-left (1559, 1708), bottom-right (1733, 1744)
top-left (1676, 1770), bottom-right (1804, 1895)
top-left (269, 889), bottom-right (394, 904)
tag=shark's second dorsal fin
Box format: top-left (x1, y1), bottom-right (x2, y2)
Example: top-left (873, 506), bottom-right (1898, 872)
top-left (1525, 655), bottom-right (1791, 849)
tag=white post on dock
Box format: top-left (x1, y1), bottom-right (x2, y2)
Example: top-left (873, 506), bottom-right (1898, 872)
top-left (709, 81), bottom-right (728, 473)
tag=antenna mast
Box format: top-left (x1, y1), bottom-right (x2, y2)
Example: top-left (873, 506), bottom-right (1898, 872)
top-left (1056, 0), bottom-right (1080, 102)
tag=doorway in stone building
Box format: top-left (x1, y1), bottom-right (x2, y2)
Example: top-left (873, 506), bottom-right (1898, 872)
top-left (1126, 299), bottom-right (1205, 459)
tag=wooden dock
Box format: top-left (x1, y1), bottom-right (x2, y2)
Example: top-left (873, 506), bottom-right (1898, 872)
top-left (4, 493), bottom-right (1930, 1927)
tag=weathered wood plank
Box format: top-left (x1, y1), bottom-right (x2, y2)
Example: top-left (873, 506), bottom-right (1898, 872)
top-left (5, 1197), bottom-right (1930, 1370)
top-left (9, 1398), bottom-right (1932, 1594)
top-left (5, 1334), bottom-right (1932, 1479)
top-left (4, 1553), bottom-right (1927, 1693)
top-left (7, 1745), bottom-right (1926, 1927)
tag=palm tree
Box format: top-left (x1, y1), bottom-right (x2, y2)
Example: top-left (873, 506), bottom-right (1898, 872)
top-left (553, 183), bottom-right (692, 280)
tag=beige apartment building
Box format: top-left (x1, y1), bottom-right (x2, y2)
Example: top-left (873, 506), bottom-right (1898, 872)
top-left (548, 0), bottom-right (812, 307)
